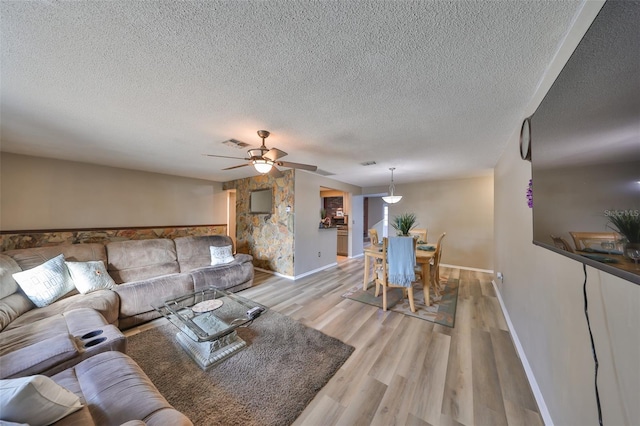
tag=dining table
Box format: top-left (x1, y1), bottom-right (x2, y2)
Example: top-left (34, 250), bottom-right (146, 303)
top-left (363, 243), bottom-right (437, 306)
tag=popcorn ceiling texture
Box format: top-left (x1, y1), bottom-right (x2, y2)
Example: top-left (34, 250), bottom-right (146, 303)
top-left (0, 1), bottom-right (584, 186)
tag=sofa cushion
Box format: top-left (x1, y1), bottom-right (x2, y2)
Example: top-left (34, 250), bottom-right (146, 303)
top-left (51, 351), bottom-right (193, 426)
top-left (114, 273), bottom-right (194, 328)
top-left (65, 261), bottom-right (115, 294)
top-left (0, 375), bottom-right (82, 425)
top-left (3, 244), bottom-right (107, 272)
top-left (174, 235), bottom-right (236, 272)
top-left (0, 254), bottom-right (21, 300)
top-left (0, 334), bottom-right (79, 380)
top-left (0, 308), bottom-right (112, 357)
top-left (3, 290), bottom-right (119, 331)
top-left (12, 254), bottom-right (75, 308)
top-left (106, 239), bottom-right (179, 284)
top-left (0, 254), bottom-right (30, 332)
top-left (0, 293), bottom-right (34, 332)
top-left (189, 258), bottom-right (254, 292)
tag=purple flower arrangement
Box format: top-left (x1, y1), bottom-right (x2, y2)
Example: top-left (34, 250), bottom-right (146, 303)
top-left (526, 179), bottom-right (533, 208)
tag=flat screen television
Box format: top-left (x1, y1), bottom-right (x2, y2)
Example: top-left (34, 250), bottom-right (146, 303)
top-left (250, 188), bottom-right (273, 214)
top-left (531, 0), bottom-right (640, 285)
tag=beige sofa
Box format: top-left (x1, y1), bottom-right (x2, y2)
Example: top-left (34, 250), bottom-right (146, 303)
top-left (0, 234), bottom-right (253, 425)
top-left (1, 234), bottom-right (254, 332)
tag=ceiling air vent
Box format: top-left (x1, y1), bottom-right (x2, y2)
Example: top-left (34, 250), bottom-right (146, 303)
top-left (360, 161), bottom-right (377, 166)
top-left (222, 139), bottom-right (249, 149)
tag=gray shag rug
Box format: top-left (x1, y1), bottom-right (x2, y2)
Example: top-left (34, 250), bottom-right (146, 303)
top-left (126, 309), bottom-right (354, 426)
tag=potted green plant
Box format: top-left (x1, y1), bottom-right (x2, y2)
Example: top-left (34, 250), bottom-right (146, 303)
top-left (608, 213), bottom-right (640, 242)
top-left (391, 213), bottom-right (418, 236)
top-left (608, 212), bottom-right (640, 258)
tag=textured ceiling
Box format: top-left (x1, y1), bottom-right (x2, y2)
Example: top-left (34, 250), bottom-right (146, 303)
top-left (1, 0), bottom-right (589, 187)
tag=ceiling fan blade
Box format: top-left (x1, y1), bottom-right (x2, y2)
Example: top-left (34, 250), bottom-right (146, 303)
top-left (263, 148), bottom-right (288, 161)
top-left (223, 163), bottom-right (250, 170)
top-left (269, 166), bottom-right (284, 178)
top-left (276, 161), bottom-right (317, 172)
top-left (203, 154), bottom-right (249, 160)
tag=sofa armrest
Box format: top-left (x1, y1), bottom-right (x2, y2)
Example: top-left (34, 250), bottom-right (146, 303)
top-left (114, 273), bottom-right (194, 318)
top-left (0, 334), bottom-right (78, 379)
top-left (231, 253), bottom-right (253, 264)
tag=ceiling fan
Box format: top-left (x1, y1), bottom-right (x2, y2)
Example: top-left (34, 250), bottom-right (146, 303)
top-left (204, 130), bottom-right (317, 178)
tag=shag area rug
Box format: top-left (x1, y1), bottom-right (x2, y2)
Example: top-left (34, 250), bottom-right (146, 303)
top-left (342, 277), bottom-right (459, 327)
top-left (127, 309), bottom-right (354, 426)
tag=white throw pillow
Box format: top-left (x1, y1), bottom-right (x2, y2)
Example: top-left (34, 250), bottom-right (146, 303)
top-left (210, 245), bottom-right (235, 266)
top-left (11, 254), bottom-right (74, 308)
top-left (0, 375), bottom-right (82, 425)
top-left (65, 260), bottom-right (116, 294)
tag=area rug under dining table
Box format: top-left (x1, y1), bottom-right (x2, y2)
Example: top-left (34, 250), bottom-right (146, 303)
top-left (341, 276), bottom-right (459, 327)
top-left (126, 309), bottom-right (354, 426)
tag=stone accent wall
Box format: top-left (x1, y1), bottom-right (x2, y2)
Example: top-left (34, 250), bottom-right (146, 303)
top-left (0, 224), bottom-right (227, 251)
top-left (224, 170), bottom-right (294, 276)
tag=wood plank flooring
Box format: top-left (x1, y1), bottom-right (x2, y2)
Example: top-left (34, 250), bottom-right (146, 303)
top-left (240, 257), bottom-right (544, 426)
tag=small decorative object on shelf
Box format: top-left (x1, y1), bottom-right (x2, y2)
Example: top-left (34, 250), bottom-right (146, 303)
top-left (526, 179), bottom-right (533, 208)
top-left (319, 209), bottom-right (331, 228)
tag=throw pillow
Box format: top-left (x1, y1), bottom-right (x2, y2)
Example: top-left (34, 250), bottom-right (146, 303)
top-left (210, 245), bottom-right (235, 266)
top-left (65, 260), bottom-right (116, 294)
top-left (11, 254), bottom-right (74, 308)
top-left (0, 375), bottom-right (82, 425)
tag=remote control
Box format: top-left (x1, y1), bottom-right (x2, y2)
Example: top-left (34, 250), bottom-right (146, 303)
top-left (246, 306), bottom-right (265, 319)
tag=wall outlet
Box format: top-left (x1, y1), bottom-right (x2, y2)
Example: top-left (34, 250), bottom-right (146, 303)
top-left (318, 251), bottom-right (321, 257)
top-left (497, 272), bottom-right (504, 282)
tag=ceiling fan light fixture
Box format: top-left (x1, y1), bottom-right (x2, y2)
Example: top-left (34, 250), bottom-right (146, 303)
top-left (381, 167), bottom-right (402, 204)
top-left (253, 158), bottom-right (273, 174)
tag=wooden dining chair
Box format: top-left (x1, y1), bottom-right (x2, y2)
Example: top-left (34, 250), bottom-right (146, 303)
top-left (550, 234), bottom-right (575, 253)
top-left (408, 228), bottom-right (428, 243)
top-left (368, 228), bottom-right (379, 246)
top-left (374, 237), bottom-right (417, 313)
top-left (430, 232), bottom-right (447, 296)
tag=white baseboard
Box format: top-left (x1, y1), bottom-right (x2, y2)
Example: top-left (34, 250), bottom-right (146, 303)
top-left (255, 263), bottom-right (338, 281)
top-left (441, 263), bottom-right (494, 274)
top-left (254, 267), bottom-right (294, 280)
top-left (491, 280), bottom-right (554, 426)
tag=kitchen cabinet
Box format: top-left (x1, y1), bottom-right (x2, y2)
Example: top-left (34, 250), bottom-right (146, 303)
top-left (337, 230), bottom-right (348, 256)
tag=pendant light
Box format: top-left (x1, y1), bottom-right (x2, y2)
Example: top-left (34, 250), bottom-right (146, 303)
top-left (382, 167), bottom-right (402, 204)
top-left (252, 158), bottom-right (273, 174)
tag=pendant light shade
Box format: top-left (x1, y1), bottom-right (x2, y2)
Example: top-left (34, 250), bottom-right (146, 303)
top-left (253, 158), bottom-right (274, 174)
top-left (382, 167), bottom-right (402, 204)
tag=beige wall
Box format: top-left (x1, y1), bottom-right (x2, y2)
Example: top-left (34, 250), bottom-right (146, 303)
top-left (367, 196), bottom-right (385, 229)
top-left (295, 171), bottom-right (362, 277)
top-left (0, 153), bottom-right (226, 230)
top-left (494, 120), bottom-right (639, 425)
top-left (388, 175), bottom-right (494, 270)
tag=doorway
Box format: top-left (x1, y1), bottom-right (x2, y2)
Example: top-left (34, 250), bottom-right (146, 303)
top-left (226, 190), bottom-right (236, 250)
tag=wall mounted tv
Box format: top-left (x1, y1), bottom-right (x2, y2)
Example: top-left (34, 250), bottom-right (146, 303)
top-left (250, 188), bottom-right (273, 214)
top-left (531, 0), bottom-right (640, 285)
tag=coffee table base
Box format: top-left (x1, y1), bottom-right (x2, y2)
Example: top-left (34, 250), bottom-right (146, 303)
top-left (176, 331), bottom-right (246, 370)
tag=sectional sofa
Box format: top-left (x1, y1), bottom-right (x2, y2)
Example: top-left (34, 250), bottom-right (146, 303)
top-left (0, 234), bottom-right (254, 425)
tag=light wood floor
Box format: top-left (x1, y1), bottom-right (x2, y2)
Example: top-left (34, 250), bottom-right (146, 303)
top-left (240, 257), bottom-right (544, 426)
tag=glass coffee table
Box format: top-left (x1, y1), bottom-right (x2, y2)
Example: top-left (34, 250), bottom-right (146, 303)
top-left (153, 287), bottom-right (267, 370)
